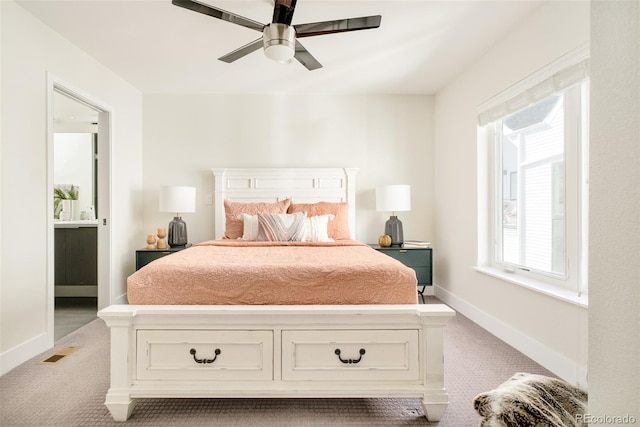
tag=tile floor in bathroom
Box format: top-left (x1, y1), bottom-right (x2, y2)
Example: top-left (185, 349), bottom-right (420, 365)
top-left (54, 297), bottom-right (98, 341)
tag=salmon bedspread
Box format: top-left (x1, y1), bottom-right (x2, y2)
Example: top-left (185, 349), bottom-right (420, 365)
top-left (127, 240), bottom-right (418, 305)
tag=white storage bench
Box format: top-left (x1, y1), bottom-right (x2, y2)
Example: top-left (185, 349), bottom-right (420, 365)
top-left (98, 304), bottom-right (455, 422)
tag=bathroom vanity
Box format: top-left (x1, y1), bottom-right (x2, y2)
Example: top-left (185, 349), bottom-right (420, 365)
top-left (54, 220), bottom-right (98, 297)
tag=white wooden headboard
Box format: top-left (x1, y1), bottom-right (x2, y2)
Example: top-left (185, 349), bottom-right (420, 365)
top-left (211, 167), bottom-right (358, 239)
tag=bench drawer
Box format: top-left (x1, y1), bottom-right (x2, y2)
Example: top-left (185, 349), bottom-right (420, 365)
top-left (136, 330), bottom-right (273, 381)
top-left (281, 329), bottom-right (419, 381)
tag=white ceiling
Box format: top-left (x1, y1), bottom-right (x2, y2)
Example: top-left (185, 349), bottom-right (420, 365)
top-left (18, 0), bottom-right (543, 95)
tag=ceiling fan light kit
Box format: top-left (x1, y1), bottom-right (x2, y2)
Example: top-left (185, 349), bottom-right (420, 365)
top-left (263, 23), bottom-right (296, 64)
top-left (172, 0), bottom-right (381, 71)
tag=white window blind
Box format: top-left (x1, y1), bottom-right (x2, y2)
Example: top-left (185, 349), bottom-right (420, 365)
top-left (478, 45), bottom-right (590, 126)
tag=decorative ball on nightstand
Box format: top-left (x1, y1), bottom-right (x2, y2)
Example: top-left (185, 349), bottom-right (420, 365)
top-left (378, 234), bottom-right (392, 247)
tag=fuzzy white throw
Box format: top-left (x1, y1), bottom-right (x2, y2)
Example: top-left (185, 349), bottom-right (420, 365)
top-left (473, 372), bottom-right (587, 427)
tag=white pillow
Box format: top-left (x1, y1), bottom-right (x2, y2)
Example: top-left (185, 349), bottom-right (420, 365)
top-left (240, 213), bottom-right (259, 240)
top-left (303, 214), bottom-right (335, 242)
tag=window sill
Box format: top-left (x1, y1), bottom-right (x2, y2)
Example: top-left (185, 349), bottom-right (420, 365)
top-left (473, 266), bottom-right (588, 308)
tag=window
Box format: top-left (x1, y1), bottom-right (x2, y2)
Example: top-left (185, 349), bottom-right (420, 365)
top-left (477, 48), bottom-right (589, 298)
top-left (495, 91), bottom-right (577, 280)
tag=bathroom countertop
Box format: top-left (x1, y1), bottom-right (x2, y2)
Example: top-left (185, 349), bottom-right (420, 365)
top-left (54, 220), bottom-right (99, 228)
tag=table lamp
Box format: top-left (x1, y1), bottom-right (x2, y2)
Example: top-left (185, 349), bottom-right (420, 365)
top-left (376, 184), bottom-right (411, 246)
top-left (159, 186), bottom-right (196, 247)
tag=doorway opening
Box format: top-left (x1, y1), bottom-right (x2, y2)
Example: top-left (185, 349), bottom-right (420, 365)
top-left (48, 80), bottom-right (111, 342)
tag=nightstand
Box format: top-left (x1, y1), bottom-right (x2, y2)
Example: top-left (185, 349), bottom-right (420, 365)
top-left (370, 245), bottom-right (432, 299)
top-left (135, 244), bottom-right (192, 271)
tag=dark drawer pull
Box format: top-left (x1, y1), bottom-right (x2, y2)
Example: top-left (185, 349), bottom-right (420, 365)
top-left (190, 348), bottom-right (221, 364)
top-left (334, 348), bottom-right (366, 364)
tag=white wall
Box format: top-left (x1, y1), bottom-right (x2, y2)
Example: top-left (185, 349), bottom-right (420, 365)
top-left (142, 94), bottom-right (434, 246)
top-left (433, 1), bottom-right (589, 385)
top-left (0, 1), bottom-right (143, 374)
top-left (589, 0), bottom-right (640, 419)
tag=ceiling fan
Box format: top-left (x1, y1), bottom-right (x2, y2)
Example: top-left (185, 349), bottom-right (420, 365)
top-left (172, 0), bottom-right (382, 71)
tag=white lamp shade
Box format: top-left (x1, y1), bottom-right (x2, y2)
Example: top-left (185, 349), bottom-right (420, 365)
top-left (159, 186), bottom-right (196, 214)
top-left (376, 185), bottom-right (411, 212)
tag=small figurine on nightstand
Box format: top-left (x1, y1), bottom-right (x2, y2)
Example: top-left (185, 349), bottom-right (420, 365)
top-left (156, 227), bottom-right (168, 250)
top-left (146, 233), bottom-right (157, 250)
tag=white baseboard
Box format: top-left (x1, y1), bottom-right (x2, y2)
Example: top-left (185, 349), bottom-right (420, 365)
top-left (0, 332), bottom-right (51, 376)
top-left (434, 285), bottom-right (587, 388)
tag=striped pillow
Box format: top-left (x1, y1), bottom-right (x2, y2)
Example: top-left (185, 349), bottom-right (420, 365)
top-left (257, 212), bottom-right (307, 242)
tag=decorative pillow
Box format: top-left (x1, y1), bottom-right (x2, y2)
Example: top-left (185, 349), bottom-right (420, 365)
top-left (303, 214), bottom-right (335, 242)
top-left (223, 198), bottom-right (291, 239)
top-left (288, 201), bottom-right (350, 240)
top-left (257, 212), bottom-right (307, 242)
top-left (240, 214), bottom-right (259, 240)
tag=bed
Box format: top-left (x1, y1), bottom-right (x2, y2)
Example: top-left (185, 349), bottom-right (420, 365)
top-left (98, 167), bottom-right (455, 422)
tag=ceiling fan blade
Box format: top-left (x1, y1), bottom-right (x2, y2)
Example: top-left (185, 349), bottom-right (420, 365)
top-left (218, 38), bottom-right (264, 63)
top-left (295, 15), bottom-right (381, 38)
top-left (172, 0), bottom-right (264, 33)
top-left (294, 40), bottom-right (322, 71)
top-left (272, 0), bottom-right (297, 26)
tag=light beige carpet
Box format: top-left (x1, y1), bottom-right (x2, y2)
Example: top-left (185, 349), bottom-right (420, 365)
top-left (0, 299), bottom-right (554, 426)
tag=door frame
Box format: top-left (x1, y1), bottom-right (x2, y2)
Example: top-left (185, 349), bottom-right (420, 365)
top-left (46, 74), bottom-right (112, 342)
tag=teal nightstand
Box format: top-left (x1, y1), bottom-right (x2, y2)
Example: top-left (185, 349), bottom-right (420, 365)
top-left (370, 245), bottom-right (432, 300)
top-left (135, 244), bottom-right (192, 271)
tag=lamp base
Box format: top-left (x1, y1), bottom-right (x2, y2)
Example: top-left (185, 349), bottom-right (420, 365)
top-left (384, 216), bottom-right (404, 246)
top-left (168, 216), bottom-right (188, 247)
